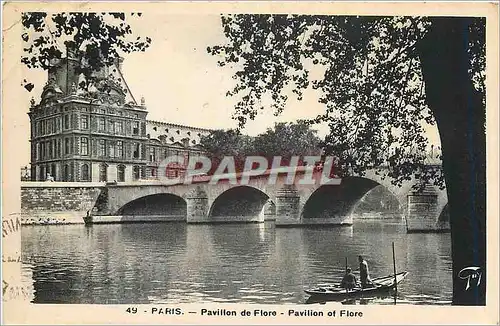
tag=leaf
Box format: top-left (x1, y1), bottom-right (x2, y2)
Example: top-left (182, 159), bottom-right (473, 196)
top-left (23, 82), bottom-right (34, 92)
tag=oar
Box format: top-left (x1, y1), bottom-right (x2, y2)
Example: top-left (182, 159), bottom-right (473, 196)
top-left (344, 257), bottom-right (348, 293)
top-left (392, 241), bottom-right (397, 304)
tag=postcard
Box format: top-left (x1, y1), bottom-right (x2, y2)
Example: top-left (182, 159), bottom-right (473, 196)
top-left (2, 1), bottom-right (499, 325)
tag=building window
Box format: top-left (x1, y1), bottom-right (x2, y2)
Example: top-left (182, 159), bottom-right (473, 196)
top-left (99, 108), bottom-right (106, 114)
top-left (99, 117), bottom-right (105, 131)
top-left (64, 114), bottom-right (70, 129)
top-left (116, 141), bottom-right (123, 158)
top-left (133, 121), bottom-right (139, 135)
top-left (40, 142), bottom-right (45, 159)
top-left (81, 164), bottom-right (90, 181)
top-left (65, 138), bottom-right (71, 155)
top-left (98, 139), bottom-right (106, 157)
top-left (48, 140), bottom-right (53, 158)
top-left (151, 167), bottom-right (157, 178)
top-left (109, 142), bottom-right (115, 158)
top-left (141, 167), bottom-right (146, 178)
top-left (51, 164), bottom-right (56, 180)
top-left (99, 164), bottom-right (108, 182)
top-left (133, 166), bottom-right (140, 180)
top-left (40, 165), bottom-right (45, 180)
top-left (116, 121), bottom-right (123, 134)
top-left (81, 115), bottom-right (89, 129)
top-left (109, 121), bottom-right (115, 133)
top-left (63, 164), bottom-right (70, 181)
top-left (81, 137), bottom-right (89, 155)
top-left (149, 147), bottom-right (156, 162)
top-left (55, 117), bottom-right (61, 132)
top-left (57, 139), bottom-right (62, 158)
top-left (133, 143), bottom-right (140, 159)
top-left (117, 165), bottom-right (125, 182)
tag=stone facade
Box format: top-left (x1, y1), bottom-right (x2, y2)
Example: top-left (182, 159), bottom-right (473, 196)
top-left (29, 52), bottom-right (210, 182)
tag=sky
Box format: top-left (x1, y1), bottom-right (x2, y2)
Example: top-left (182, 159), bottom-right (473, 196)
top-left (16, 12), bottom-right (441, 168)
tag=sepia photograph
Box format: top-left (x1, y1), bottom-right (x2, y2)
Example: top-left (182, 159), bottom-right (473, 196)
top-left (2, 1), bottom-right (498, 324)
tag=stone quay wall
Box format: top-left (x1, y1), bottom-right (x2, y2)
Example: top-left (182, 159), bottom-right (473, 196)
top-left (21, 182), bottom-right (104, 225)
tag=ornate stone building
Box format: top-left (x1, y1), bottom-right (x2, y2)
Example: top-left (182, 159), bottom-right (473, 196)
top-left (29, 52), bottom-right (210, 182)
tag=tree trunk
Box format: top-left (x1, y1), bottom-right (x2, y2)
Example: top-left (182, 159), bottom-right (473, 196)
top-left (418, 17), bottom-right (486, 305)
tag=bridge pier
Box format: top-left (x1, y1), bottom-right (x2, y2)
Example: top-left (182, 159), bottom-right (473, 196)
top-left (263, 200), bottom-right (276, 221)
top-left (186, 187), bottom-right (209, 223)
top-left (275, 185), bottom-right (302, 226)
top-left (406, 186), bottom-right (450, 232)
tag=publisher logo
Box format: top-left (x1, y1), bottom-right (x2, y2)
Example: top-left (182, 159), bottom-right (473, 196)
top-left (458, 266), bottom-right (482, 291)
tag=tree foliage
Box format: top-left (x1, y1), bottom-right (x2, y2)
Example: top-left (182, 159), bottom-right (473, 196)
top-left (21, 12), bottom-right (151, 92)
top-left (253, 120), bottom-right (321, 159)
top-left (200, 121), bottom-right (322, 171)
top-left (207, 15), bottom-right (485, 188)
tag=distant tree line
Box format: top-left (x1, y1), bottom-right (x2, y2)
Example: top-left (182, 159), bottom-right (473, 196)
top-left (199, 120), bottom-right (322, 173)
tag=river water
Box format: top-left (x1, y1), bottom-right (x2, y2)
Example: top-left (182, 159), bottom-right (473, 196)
top-left (21, 217), bottom-right (452, 305)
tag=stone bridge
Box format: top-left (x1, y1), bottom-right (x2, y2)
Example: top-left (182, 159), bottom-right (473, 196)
top-left (86, 167), bottom-right (449, 231)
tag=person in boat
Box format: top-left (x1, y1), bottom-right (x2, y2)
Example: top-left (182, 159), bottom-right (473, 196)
top-left (340, 267), bottom-right (358, 291)
top-left (358, 255), bottom-right (374, 288)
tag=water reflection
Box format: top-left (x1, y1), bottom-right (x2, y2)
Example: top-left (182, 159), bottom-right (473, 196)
top-left (21, 217), bottom-right (452, 305)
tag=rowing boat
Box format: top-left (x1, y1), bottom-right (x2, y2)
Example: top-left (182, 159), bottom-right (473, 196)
top-left (304, 271), bottom-right (409, 298)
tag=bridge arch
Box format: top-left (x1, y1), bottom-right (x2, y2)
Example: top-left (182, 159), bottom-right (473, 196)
top-left (208, 185), bottom-right (270, 222)
top-left (301, 177), bottom-right (403, 221)
top-left (117, 193), bottom-right (187, 220)
top-left (352, 184), bottom-right (403, 217)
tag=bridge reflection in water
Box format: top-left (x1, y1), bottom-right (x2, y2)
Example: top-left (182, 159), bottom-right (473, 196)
top-left (21, 216), bottom-right (452, 305)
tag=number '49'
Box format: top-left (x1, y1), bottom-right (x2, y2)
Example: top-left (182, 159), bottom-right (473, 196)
top-left (126, 307), bottom-right (138, 314)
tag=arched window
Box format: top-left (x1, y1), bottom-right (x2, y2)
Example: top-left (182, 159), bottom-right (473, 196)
top-left (118, 165), bottom-right (125, 182)
top-left (99, 164), bottom-right (108, 182)
top-left (81, 164), bottom-right (90, 181)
